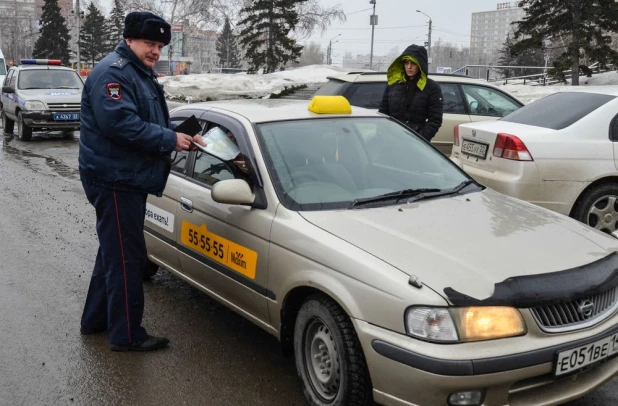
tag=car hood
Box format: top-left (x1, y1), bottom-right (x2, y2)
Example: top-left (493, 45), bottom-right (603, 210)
top-left (299, 189), bottom-right (618, 304)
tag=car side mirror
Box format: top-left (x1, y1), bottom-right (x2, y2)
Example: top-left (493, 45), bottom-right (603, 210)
top-left (469, 100), bottom-right (478, 114)
top-left (212, 179), bottom-right (255, 205)
top-left (2, 86), bottom-right (14, 94)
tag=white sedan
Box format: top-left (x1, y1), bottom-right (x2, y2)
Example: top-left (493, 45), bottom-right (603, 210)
top-left (450, 90), bottom-right (618, 234)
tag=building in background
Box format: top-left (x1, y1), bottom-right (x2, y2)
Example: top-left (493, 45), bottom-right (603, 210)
top-left (184, 29), bottom-right (218, 73)
top-left (342, 47), bottom-right (399, 71)
top-left (0, 0), bottom-right (37, 63)
top-left (470, 2), bottom-right (525, 64)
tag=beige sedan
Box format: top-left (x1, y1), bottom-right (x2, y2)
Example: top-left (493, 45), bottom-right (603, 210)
top-left (144, 96), bottom-right (618, 406)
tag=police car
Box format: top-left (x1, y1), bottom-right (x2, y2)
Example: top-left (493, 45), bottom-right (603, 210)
top-left (0, 59), bottom-right (83, 141)
top-left (145, 96), bottom-right (618, 406)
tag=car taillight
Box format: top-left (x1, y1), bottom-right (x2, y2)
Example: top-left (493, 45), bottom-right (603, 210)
top-left (493, 133), bottom-right (533, 161)
top-left (454, 125), bottom-right (460, 146)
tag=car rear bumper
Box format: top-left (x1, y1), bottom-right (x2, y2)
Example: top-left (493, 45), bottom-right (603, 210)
top-left (21, 111), bottom-right (80, 129)
top-left (354, 318), bottom-right (618, 406)
top-left (450, 155), bottom-right (577, 216)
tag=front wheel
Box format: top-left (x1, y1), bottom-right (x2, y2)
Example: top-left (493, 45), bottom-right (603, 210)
top-left (17, 112), bottom-right (32, 141)
top-left (2, 110), bottom-right (14, 134)
top-left (294, 295), bottom-right (373, 406)
top-left (572, 183), bottom-right (618, 235)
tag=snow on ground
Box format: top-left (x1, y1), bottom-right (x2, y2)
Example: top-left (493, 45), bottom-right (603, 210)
top-left (160, 65), bottom-right (618, 104)
top-left (498, 71), bottom-right (618, 104)
top-left (159, 65), bottom-right (361, 102)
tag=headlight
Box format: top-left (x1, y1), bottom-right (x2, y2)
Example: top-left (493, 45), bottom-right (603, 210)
top-left (24, 100), bottom-right (45, 110)
top-left (405, 306), bottom-right (526, 343)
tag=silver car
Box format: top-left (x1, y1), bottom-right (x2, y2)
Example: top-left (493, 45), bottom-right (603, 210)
top-left (145, 97), bottom-right (618, 406)
top-left (0, 59), bottom-right (83, 141)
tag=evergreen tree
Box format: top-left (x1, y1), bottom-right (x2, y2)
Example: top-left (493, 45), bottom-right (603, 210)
top-left (238, 0), bottom-right (304, 73)
top-left (80, 3), bottom-right (110, 67)
top-left (107, 0), bottom-right (125, 50)
top-left (216, 18), bottom-right (240, 68)
top-left (33, 0), bottom-right (71, 64)
top-left (511, 0), bottom-right (618, 85)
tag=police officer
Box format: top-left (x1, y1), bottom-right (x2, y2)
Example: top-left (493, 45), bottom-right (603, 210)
top-left (78, 12), bottom-right (204, 351)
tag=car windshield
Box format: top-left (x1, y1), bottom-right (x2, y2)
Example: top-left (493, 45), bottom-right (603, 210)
top-left (501, 92), bottom-right (616, 130)
top-left (256, 117), bottom-right (472, 211)
top-left (18, 69), bottom-right (83, 90)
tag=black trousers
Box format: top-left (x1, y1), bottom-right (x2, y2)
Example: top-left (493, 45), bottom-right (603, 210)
top-left (81, 182), bottom-right (148, 345)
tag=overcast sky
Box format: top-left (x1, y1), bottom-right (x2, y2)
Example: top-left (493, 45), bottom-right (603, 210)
top-left (99, 0), bottom-right (510, 65)
top-left (306, 0), bottom-right (513, 64)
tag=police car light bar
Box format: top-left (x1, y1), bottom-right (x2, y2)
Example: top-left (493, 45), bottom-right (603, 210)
top-left (20, 59), bottom-right (62, 65)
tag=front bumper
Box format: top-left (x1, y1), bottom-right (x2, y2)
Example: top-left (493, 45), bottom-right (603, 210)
top-left (21, 111), bottom-right (80, 129)
top-left (354, 318), bottom-right (618, 406)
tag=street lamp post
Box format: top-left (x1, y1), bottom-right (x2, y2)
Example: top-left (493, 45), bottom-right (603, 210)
top-left (327, 34), bottom-right (341, 65)
top-left (71, 0), bottom-right (84, 73)
top-left (369, 0), bottom-right (377, 70)
top-left (416, 9), bottom-right (432, 71)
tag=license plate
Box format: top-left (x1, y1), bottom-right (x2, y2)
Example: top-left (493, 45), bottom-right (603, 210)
top-left (53, 113), bottom-right (79, 121)
top-left (555, 333), bottom-right (618, 376)
top-left (461, 139), bottom-right (488, 159)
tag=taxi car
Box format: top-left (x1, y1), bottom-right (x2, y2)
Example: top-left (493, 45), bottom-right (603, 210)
top-left (145, 96), bottom-right (618, 406)
top-left (313, 72), bottom-right (524, 155)
top-left (0, 59), bottom-right (83, 141)
top-left (450, 90), bottom-right (618, 235)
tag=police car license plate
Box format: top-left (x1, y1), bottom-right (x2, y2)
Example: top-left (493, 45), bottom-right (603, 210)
top-left (461, 140), bottom-right (488, 159)
top-left (555, 333), bottom-right (618, 376)
top-left (53, 113), bottom-right (79, 121)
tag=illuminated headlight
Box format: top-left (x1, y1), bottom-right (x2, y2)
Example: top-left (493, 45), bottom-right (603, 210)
top-left (24, 100), bottom-right (46, 111)
top-left (405, 307), bottom-right (526, 343)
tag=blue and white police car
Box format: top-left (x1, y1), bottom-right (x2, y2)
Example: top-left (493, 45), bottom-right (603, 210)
top-left (0, 59), bottom-right (83, 141)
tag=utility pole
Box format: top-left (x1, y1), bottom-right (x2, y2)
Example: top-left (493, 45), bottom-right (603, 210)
top-left (327, 34), bottom-right (340, 65)
top-left (417, 9), bottom-right (432, 71)
top-left (369, 0), bottom-right (377, 70)
top-left (72, 0), bottom-right (82, 73)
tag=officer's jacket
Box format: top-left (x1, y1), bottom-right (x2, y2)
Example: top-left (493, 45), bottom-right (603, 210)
top-left (78, 41), bottom-right (177, 196)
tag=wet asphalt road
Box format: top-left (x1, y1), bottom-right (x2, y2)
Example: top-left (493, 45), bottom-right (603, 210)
top-left (0, 118), bottom-right (617, 405)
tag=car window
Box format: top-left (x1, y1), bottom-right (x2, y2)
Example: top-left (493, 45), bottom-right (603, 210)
top-left (191, 124), bottom-right (247, 186)
top-left (461, 84), bottom-right (521, 117)
top-left (191, 151), bottom-right (236, 186)
top-left (439, 83), bottom-right (466, 114)
top-left (17, 69), bottom-right (84, 90)
top-left (169, 117), bottom-right (204, 175)
top-left (345, 82), bottom-right (387, 109)
top-left (256, 117), bottom-right (468, 211)
top-left (502, 92), bottom-right (616, 130)
top-left (314, 80), bottom-right (349, 97)
top-left (9, 71), bottom-right (16, 87)
top-left (4, 70), bottom-right (13, 86)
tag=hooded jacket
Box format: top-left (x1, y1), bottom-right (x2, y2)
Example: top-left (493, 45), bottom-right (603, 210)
top-left (378, 45), bottom-right (443, 141)
top-left (78, 41), bottom-right (177, 196)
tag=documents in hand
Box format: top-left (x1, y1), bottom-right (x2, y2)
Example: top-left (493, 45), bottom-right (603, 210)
top-left (192, 127), bottom-right (240, 161)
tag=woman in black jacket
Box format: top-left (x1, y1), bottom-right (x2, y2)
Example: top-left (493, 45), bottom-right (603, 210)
top-left (378, 44), bottom-right (444, 141)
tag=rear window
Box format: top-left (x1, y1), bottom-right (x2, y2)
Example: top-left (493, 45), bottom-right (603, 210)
top-left (345, 82), bottom-right (387, 109)
top-left (501, 92), bottom-right (616, 130)
top-left (314, 80), bottom-right (349, 97)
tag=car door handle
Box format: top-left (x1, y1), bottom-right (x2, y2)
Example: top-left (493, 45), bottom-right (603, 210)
top-left (180, 197), bottom-right (193, 213)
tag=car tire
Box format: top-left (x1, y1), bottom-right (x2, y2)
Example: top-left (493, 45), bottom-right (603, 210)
top-left (17, 112), bottom-right (32, 141)
top-left (144, 260), bottom-right (159, 281)
top-left (2, 110), bottom-right (14, 134)
top-left (572, 183), bottom-right (618, 235)
top-left (294, 294), bottom-right (373, 406)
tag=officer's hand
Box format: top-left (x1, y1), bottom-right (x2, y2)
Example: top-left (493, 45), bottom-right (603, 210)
top-left (175, 132), bottom-right (193, 152)
top-left (189, 134), bottom-right (206, 151)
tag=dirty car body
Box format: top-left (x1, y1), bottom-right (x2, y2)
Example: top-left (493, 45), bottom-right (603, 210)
top-left (144, 98), bottom-right (618, 406)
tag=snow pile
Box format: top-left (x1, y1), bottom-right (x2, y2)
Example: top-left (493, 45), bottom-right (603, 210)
top-left (499, 71), bottom-right (618, 104)
top-left (159, 65), bottom-right (359, 102)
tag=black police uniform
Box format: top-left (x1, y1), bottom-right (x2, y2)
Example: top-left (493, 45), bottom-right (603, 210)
top-left (78, 14), bottom-right (175, 348)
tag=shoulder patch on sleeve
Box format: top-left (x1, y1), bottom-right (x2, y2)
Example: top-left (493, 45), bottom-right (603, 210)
top-left (106, 83), bottom-right (122, 100)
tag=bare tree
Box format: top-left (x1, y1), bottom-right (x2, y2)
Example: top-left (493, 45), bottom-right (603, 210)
top-left (297, 42), bottom-right (323, 66)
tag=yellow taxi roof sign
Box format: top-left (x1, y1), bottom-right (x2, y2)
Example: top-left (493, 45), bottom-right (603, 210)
top-left (308, 95), bottom-right (352, 114)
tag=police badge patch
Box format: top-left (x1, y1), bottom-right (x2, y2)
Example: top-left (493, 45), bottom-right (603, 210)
top-left (106, 83), bottom-right (122, 100)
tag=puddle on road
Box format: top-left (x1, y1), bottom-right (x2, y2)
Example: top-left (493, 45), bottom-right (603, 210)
top-left (2, 134), bottom-right (79, 180)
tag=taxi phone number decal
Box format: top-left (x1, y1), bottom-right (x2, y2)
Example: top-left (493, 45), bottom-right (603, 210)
top-left (180, 221), bottom-right (258, 279)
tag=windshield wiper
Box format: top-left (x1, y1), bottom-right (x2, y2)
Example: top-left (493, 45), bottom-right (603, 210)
top-left (55, 86), bottom-right (79, 89)
top-left (406, 179), bottom-right (481, 203)
top-left (350, 188), bottom-right (441, 208)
